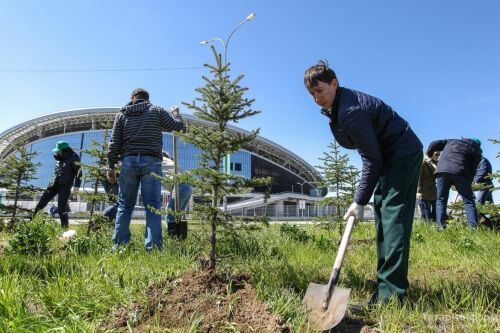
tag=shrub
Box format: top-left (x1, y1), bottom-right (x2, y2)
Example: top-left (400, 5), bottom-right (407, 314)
top-left (279, 224), bottom-right (310, 243)
top-left (64, 233), bottom-right (109, 255)
top-left (8, 218), bottom-right (58, 255)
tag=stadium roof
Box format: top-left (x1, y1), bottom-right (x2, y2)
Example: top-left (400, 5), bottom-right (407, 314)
top-left (0, 107), bottom-right (322, 184)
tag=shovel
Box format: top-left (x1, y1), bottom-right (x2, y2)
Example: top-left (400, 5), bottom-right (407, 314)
top-left (303, 215), bottom-right (356, 331)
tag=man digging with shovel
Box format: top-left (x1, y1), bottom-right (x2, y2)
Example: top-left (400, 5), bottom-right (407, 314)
top-left (303, 61), bottom-right (423, 329)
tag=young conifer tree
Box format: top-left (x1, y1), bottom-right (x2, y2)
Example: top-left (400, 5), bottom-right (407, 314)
top-left (78, 127), bottom-right (115, 234)
top-left (475, 138), bottom-right (499, 225)
top-left (0, 141), bottom-right (41, 228)
top-left (317, 141), bottom-right (359, 237)
top-left (179, 46), bottom-right (270, 269)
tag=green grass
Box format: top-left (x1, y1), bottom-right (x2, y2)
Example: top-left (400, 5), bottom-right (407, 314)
top-left (0, 218), bottom-right (499, 332)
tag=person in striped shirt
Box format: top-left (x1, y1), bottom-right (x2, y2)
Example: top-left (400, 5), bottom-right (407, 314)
top-left (107, 88), bottom-right (185, 250)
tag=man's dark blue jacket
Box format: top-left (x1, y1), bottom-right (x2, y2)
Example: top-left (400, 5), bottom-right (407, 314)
top-left (426, 139), bottom-right (482, 180)
top-left (322, 87), bottom-right (422, 205)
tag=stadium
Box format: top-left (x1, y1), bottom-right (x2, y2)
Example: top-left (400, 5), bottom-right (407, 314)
top-left (0, 107), bottom-right (328, 219)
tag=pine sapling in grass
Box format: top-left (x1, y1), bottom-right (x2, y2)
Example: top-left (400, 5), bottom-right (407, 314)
top-left (179, 46), bottom-right (271, 270)
top-left (0, 140), bottom-right (41, 229)
top-left (78, 126), bottom-right (116, 235)
top-left (316, 141), bottom-right (360, 241)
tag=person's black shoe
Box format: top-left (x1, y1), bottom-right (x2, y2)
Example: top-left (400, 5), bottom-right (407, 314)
top-left (347, 290), bottom-right (387, 315)
top-left (348, 291), bottom-right (379, 314)
top-left (348, 303), bottom-right (366, 314)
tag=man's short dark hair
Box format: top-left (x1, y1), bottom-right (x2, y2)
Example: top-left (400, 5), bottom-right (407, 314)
top-left (131, 88), bottom-right (150, 101)
top-left (304, 60), bottom-right (337, 91)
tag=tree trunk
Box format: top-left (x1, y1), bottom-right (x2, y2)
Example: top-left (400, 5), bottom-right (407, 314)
top-left (209, 153), bottom-right (222, 270)
top-left (9, 178), bottom-right (21, 229)
top-left (87, 181), bottom-right (99, 235)
top-left (210, 186), bottom-right (219, 270)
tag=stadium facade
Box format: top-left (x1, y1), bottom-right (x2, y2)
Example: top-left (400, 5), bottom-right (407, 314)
top-left (0, 108), bottom-right (325, 200)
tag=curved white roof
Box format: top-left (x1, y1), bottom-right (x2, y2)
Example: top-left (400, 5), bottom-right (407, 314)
top-left (0, 107), bottom-right (322, 184)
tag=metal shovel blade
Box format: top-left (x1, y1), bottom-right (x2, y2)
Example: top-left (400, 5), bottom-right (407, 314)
top-left (303, 282), bottom-right (351, 331)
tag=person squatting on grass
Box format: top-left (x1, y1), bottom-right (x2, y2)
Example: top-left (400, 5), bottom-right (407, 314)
top-left (427, 138), bottom-right (482, 229)
top-left (416, 150), bottom-right (440, 221)
top-left (34, 141), bottom-right (81, 229)
top-left (304, 61), bottom-right (423, 306)
top-left (107, 88), bottom-right (185, 251)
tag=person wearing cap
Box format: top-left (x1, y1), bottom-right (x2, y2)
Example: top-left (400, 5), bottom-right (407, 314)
top-left (34, 141), bottom-right (81, 228)
top-left (107, 88), bottom-right (185, 250)
top-left (426, 138), bottom-right (482, 229)
top-left (304, 60), bottom-right (423, 306)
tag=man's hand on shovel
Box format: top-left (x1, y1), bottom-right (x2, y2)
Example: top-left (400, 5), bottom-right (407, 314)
top-left (343, 202), bottom-right (364, 221)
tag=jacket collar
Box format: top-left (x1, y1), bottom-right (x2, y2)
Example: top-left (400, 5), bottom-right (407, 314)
top-left (320, 86), bottom-right (341, 124)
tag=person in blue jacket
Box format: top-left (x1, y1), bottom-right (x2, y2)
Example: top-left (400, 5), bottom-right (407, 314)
top-left (304, 61), bottom-right (423, 306)
top-left (473, 156), bottom-right (494, 204)
top-left (427, 138), bottom-right (482, 229)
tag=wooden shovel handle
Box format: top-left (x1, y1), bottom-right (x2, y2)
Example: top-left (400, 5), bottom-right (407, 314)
top-left (322, 216), bottom-right (356, 309)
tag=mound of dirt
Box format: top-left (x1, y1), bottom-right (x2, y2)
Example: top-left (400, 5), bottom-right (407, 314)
top-left (105, 270), bottom-right (289, 332)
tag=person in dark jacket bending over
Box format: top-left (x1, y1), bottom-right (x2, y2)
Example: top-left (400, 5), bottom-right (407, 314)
top-left (473, 156), bottom-right (494, 204)
top-left (34, 141), bottom-right (81, 228)
top-left (107, 88), bottom-right (185, 250)
top-left (304, 61), bottom-right (423, 305)
top-left (427, 138), bottom-right (482, 229)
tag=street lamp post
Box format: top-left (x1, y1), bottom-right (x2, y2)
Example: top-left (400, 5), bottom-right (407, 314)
top-left (200, 12), bottom-right (256, 64)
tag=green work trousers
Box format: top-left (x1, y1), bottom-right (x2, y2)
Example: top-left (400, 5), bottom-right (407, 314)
top-left (373, 150), bottom-right (423, 302)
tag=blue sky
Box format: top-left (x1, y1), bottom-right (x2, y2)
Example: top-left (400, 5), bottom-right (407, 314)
top-left (0, 0), bottom-right (498, 197)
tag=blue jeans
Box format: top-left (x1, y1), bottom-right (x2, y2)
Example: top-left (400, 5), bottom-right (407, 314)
top-left (166, 184), bottom-right (192, 224)
top-left (475, 189), bottom-right (494, 205)
top-left (112, 155), bottom-right (163, 250)
top-left (418, 199), bottom-right (436, 221)
top-left (436, 173), bottom-right (477, 229)
top-left (102, 180), bottom-right (119, 222)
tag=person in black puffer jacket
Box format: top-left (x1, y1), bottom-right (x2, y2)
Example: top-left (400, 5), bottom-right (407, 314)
top-left (34, 141), bottom-right (81, 228)
top-left (427, 138), bottom-right (482, 229)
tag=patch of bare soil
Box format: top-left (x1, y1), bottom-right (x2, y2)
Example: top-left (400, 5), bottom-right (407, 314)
top-left (104, 270), bottom-right (289, 332)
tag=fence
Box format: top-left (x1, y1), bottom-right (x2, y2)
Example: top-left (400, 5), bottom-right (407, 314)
top-left (3, 200), bottom-right (421, 222)
top-left (226, 204), bottom-right (377, 221)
